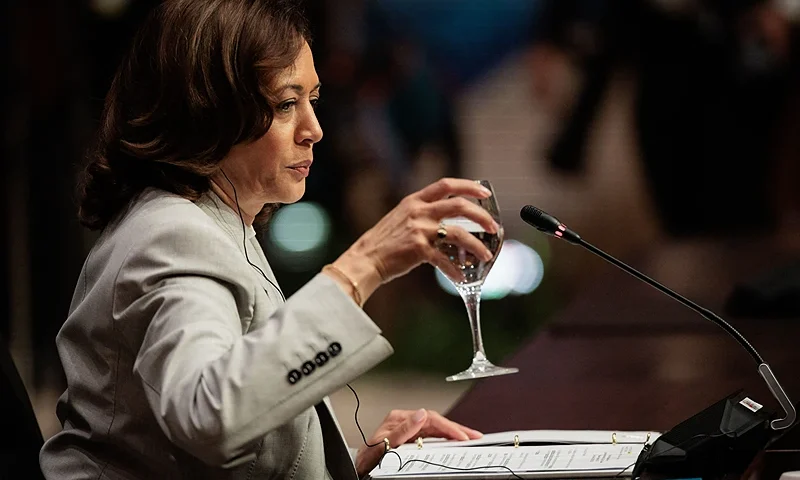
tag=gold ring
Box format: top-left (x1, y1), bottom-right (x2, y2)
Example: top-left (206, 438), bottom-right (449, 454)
top-left (383, 437), bottom-right (391, 453)
top-left (436, 225), bottom-right (448, 240)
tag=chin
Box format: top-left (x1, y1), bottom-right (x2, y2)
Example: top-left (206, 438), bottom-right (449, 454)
top-left (279, 184), bottom-right (306, 204)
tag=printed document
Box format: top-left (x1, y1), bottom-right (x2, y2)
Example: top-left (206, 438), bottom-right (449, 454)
top-left (370, 443), bottom-right (644, 478)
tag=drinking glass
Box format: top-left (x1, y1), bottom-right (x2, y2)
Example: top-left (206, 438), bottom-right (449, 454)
top-left (437, 180), bottom-right (519, 381)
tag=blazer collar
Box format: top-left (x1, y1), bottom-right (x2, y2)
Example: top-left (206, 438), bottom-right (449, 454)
top-left (195, 191), bottom-right (284, 304)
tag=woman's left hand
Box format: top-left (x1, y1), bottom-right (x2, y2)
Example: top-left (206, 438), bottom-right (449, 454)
top-left (355, 408), bottom-right (483, 477)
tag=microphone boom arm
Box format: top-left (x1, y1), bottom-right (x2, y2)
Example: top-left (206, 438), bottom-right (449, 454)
top-left (580, 239), bottom-right (796, 430)
top-left (580, 240), bottom-right (761, 363)
top-left (520, 204), bottom-right (796, 430)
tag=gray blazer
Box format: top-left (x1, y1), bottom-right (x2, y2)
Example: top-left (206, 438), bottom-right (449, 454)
top-left (40, 188), bottom-right (393, 479)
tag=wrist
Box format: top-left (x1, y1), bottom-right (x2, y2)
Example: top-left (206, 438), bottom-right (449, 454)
top-left (329, 249), bottom-right (384, 306)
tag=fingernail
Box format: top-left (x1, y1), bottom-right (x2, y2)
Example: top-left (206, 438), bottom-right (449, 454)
top-left (413, 409), bottom-right (426, 423)
top-left (483, 251), bottom-right (493, 262)
top-left (480, 186), bottom-right (492, 196)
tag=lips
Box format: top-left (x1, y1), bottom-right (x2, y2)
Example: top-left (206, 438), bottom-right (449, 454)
top-left (289, 160), bottom-right (312, 168)
top-left (288, 160), bottom-right (312, 178)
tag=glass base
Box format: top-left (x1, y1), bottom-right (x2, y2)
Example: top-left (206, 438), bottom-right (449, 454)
top-left (446, 354), bottom-right (519, 382)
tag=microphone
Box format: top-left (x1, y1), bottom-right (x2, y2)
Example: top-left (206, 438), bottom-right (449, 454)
top-left (520, 205), bottom-right (796, 478)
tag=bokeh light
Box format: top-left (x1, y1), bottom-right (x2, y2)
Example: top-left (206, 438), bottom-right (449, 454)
top-left (266, 202), bottom-right (331, 272)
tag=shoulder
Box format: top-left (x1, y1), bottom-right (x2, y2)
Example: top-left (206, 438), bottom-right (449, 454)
top-left (110, 188), bottom-right (244, 280)
top-left (121, 188), bottom-right (220, 234)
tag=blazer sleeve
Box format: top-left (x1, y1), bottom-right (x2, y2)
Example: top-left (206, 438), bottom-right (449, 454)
top-left (113, 218), bottom-right (393, 467)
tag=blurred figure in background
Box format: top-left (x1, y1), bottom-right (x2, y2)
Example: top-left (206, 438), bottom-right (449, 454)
top-left (528, 0), bottom-right (799, 236)
top-left (306, 0), bottom-right (465, 235)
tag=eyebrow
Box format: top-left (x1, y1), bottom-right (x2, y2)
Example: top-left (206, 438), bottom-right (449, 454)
top-left (276, 82), bottom-right (322, 94)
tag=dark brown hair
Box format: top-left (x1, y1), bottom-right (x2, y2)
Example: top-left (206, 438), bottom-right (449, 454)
top-left (78, 0), bottom-right (311, 230)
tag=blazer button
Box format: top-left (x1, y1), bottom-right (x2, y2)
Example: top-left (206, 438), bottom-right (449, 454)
top-left (314, 351), bottom-right (329, 367)
top-left (327, 342), bottom-right (342, 357)
top-left (301, 361), bottom-right (316, 376)
top-left (287, 369), bottom-right (302, 385)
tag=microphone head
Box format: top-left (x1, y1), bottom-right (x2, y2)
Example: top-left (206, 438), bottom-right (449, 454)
top-left (520, 205), bottom-right (559, 234)
top-left (520, 205), bottom-right (582, 244)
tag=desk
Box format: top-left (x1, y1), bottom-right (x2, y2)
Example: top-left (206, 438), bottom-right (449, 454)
top-left (445, 238), bottom-right (800, 477)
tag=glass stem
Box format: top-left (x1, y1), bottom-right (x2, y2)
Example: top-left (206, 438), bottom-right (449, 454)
top-left (459, 284), bottom-right (486, 361)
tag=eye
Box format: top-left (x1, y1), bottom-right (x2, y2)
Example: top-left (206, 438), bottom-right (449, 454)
top-left (276, 100), bottom-right (296, 113)
top-left (310, 97), bottom-right (321, 110)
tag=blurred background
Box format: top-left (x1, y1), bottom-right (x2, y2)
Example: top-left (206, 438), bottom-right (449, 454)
top-left (2, 0), bottom-right (800, 447)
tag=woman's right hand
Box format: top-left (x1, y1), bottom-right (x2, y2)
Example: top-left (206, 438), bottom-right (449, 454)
top-left (328, 178), bottom-right (500, 304)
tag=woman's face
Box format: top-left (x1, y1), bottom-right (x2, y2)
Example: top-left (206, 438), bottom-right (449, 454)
top-left (222, 42), bottom-right (323, 205)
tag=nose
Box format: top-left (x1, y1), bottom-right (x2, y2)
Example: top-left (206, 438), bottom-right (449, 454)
top-left (296, 103), bottom-right (323, 146)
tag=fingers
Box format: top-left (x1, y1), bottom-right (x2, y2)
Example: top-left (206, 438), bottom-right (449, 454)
top-left (355, 409), bottom-right (484, 476)
top-left (354, 409), bottom-right (429, 477)
top-left (375, 409), bottom-right (482, 447)
top-left (433, 224), bottom-right (494, 264)
top-left (385, 409), bottom-right (428, 447)
top-left (419, 411), bottom-right (483, 441)
top-left (445, 419), bottom-right (483, 440)
top-left (415, 178), bottom-right (492, 203)
top-left (430, 251), bottom-right (465, 283)
top-left (426, 197), bottom-right (498, 234)
top-left (462, 425), bottom-right (484, 439)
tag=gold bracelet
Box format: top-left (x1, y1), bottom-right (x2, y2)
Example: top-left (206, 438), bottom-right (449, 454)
top-left (323, 264), bottom-right (363, 306)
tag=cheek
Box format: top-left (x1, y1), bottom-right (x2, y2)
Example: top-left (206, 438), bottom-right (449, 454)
top-left (256, 127), bottom-right (292, 168)
top-left (250, 134), bottom-right (283, 172)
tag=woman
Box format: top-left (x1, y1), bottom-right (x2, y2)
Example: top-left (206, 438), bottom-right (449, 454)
top-left (39, 1), bottom-right (498, 479)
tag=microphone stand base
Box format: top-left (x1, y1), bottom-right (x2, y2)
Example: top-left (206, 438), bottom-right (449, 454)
top-left (633, 390), bottom-right (774, 480)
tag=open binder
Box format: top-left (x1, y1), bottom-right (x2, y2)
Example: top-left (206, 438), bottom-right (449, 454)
top-left (368, 430), bottom-right (660, 479)
top-left (396, 430), bottom-right (661, 450)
